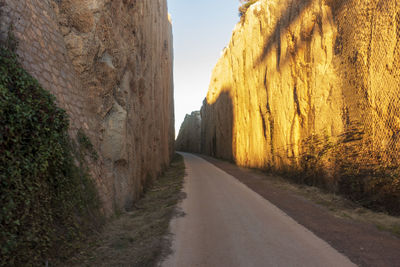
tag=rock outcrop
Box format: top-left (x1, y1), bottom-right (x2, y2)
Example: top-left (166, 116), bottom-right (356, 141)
top-left (1, 0), bottom-right (174, 215)
top-left (176, 111), bottom-right (201, 153)
top-left (201, 0), bottom-right (400, 200)
top-left (57, 0), bottom-right (175, 213)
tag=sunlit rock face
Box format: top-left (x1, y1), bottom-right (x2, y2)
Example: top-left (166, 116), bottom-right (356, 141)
top-left (201, 0), bottom-right (400, 184)
top-left (55, 0), bottom-right (175, 213)
top-left (176, 111), bottom-right (201, 153)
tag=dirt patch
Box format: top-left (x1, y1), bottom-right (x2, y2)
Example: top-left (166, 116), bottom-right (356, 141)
top-left (199, 154), bottom-right (400, 267)
top-left (61, 153), bottom-right (185, 267)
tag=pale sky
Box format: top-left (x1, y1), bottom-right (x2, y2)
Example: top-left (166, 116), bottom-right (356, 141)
top-left (168, 0), bottom-right (240, 137)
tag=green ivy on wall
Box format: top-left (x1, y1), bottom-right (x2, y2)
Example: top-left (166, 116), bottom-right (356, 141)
top-left (0, 44), bottom-right (102, 265)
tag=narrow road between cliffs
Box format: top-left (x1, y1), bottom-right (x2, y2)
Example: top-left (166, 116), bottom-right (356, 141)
top-left (161, 153), bottom-right (356, 267)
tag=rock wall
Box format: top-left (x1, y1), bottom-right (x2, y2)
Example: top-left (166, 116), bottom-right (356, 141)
top-left (0, 0), bottom-right (174, 215)
top-left (201, 0), bottom-right (400, 184)
top-left (176, 111), bottom-right (201, 153)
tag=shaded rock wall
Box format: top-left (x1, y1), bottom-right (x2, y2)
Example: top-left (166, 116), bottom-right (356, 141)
top-left (176, 111), bottom-right (201, 153)
top-left (1, 0), bottom-right (174, 215)
top-left (201, 92), bottom-right (234, 161)
top-left (201, 0), bottom-right (400, 182)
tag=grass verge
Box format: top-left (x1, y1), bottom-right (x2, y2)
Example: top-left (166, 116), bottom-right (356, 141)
top-left (257, 170), bottom-right (400, 238)
top-left (63, 153), bottom-right (186, 267)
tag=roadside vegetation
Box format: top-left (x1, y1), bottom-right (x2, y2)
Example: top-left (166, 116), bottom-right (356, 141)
top-left (239, 0), bottom-right (259, 22)
top-left (64, 153), bottom-right (186, 267)
top-left (258, 171), bottom-right (400, 238)
top-left (275, 130), bottom-right (400, 217)
top-left (0, 33), bottom-right (102, 266)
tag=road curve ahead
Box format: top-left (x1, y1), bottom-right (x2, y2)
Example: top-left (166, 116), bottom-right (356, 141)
top-left (162, 153), bottom-right (356, 267)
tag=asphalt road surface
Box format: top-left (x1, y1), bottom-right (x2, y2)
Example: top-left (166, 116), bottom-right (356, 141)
top-left (161, 153), bottom-right (356, 267)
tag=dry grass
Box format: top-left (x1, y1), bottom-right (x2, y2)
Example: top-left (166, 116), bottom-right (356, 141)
top-left (258, 171), bottom-right (400, 238)
top-left (62, 153), bottom-right (185, 267)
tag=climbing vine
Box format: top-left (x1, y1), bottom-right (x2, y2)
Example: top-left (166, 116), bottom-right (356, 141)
top-left (0, 44), bottom-right (102, 265)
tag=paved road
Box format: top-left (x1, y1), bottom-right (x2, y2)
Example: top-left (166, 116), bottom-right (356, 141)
top-left (162, 153), bottom-right (356, 267)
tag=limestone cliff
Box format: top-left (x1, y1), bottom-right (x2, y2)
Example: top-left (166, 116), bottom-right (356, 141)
top-left (201, 0), bottom-right (400, 210)
top-left (176, 111), bottom-right (201, 153)
top-left (57, 0), bottom-right (175, 213)
top-left (1, 0), bottom-right (174, 214)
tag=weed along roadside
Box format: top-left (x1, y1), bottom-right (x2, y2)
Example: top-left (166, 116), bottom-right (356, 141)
top-left (64, 153), bottom-right (186, 267)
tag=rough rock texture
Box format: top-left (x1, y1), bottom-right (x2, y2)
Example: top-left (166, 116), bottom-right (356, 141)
top-left (0, 0), bottom-right (174, 215)
top-left (56, 0), bottom-right (175, 213)
top-left (201, 0), bottom-right (400, 185)
top-left (176, 111), bottom-right (201, 153)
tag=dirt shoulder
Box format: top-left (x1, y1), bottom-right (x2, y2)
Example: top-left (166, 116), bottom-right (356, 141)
top-left (198, 154), bottom-right (400, 267)
top-left (61, 154), bottom-right (185, 267)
